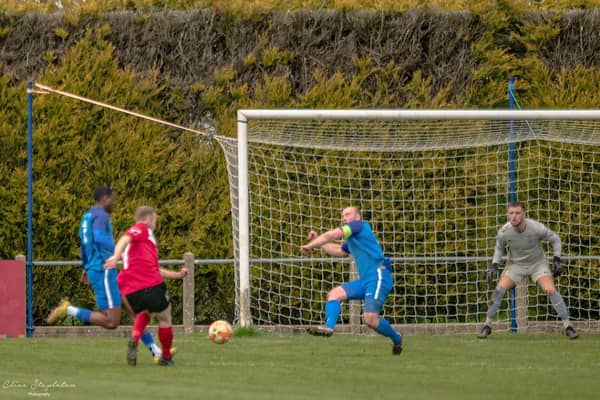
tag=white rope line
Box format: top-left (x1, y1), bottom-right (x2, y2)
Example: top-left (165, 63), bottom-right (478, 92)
top-left (34, 82), bottom-right (210, 137)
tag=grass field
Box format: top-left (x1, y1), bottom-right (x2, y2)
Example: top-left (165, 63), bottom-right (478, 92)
top-left (2, 332), bottom-right (599, 400)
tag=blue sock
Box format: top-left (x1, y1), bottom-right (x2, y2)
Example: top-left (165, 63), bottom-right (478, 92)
top-left (140, 331), bottom-right (155, 351)
top-left (325, 300), bottom-right (341, 330)
top-left (75, 308), bottom-right (92, 324)
top-left (376, 318), bottom-right (402, 345)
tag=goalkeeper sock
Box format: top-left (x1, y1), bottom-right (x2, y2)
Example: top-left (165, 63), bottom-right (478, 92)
top-left (324, 300), bottom-right (341, 330)
top-left (140, 331), bottom-right (161, 356)
top-left (485, 286), bottom-right (507, 324)
top-left (376, 317), bottom-right (402, 345)
top-left (550, 292), bottom-right (569, 325)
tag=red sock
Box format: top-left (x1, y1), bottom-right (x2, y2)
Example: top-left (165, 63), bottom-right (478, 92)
top-left (158, 326), bottom-right (173, 359)
top-left (132, 312), bottom-right (151, 342)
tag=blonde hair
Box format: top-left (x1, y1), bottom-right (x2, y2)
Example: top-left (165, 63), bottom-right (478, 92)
top-left (135, 205), bottom-right (156, 221)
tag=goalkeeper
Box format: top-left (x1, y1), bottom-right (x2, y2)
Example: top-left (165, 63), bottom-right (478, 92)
top-left (300, 206), bottom-right (403, 355)
top-left (479, 201), bottom-right (579, 339)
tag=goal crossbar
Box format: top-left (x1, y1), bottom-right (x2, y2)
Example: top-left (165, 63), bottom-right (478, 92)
top-left (238, 109), bottom-right (600, 121)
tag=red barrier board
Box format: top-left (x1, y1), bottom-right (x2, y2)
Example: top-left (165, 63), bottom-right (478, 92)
top-left (0, 260), bottom-right (25, 337)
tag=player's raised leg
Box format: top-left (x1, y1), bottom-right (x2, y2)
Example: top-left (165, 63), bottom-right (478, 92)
top-left (46, 297), bottom-right (71, 324)
top-left (307, 285), bottom-right (346, 337)
top-left (47, 269), bottom-right (121, 328)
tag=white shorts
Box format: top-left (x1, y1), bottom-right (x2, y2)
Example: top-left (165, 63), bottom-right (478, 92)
top-left (502, 259), bottom-right (552, 284)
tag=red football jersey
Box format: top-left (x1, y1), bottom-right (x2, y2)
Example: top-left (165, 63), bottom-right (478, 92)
top-left (117, 222), bottom-right (163, 295)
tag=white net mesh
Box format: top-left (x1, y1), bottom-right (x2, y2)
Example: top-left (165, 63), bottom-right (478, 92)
top-left (217, 116), bottom-right (600, 334)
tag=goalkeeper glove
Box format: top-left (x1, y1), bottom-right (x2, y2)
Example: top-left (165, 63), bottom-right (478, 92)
top-left (552, 256), bottom-right (562, 277)
top-left (486, 263), bottom-right (499, 283)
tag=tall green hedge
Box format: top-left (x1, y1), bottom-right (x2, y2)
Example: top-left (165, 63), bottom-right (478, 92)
top-left (1, 4), bottom-right (600, 324)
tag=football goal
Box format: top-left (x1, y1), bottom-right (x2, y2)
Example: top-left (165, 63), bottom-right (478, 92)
top-left (217, 109), bottom-right (600, 335)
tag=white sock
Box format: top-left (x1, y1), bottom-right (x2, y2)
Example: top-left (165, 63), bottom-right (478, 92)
top-left (66, 306), bottom-right (79, 317)
top-left (151, 343), bottom-right (162, 357)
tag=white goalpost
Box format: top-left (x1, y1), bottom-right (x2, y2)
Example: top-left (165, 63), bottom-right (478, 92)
top-left (218, 109), bottom-right (600, 334)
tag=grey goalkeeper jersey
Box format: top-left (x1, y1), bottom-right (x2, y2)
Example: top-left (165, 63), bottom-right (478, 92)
top-left (492, 218), bottom-right (561, 266)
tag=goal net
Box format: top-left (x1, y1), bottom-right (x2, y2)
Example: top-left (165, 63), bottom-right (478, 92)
top-left (216, 110), bottom-right (600, 334)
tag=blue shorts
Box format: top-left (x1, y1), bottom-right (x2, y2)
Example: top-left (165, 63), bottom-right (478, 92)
top-left (85, 268), bottom-right (121, 310)
top-left (342, 267), bottom-right (393, 314)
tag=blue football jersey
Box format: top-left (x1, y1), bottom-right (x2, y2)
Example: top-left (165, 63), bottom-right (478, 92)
top-left (79, 206), bottom-right (115, 271)
top-left (340, 220), bottom-right (390, 279)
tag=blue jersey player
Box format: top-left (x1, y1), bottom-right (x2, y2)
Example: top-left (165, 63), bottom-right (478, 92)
top-left (301, 206), bottom-right (403, 355)
top-left (47, 187), bottom-right (162, 359)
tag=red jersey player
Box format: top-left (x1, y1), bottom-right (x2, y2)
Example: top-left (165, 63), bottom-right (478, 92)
top-left (105, 205), bottom-right (186, 366)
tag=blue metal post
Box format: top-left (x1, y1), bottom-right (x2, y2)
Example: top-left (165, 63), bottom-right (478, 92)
top-left (508, 77), bottom-right (518, 332)
top-left (26, 82), bottom-right (34, 337)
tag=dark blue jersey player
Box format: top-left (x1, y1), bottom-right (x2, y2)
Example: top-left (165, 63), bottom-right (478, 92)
top-left (301, 206), bottom-right (403, 355)
top-left (79, 188), bottom-right (120, 312)
top-left (47, 187), bottom-right (163, 360)
top-left (47, 187), bottom-right (122, 329)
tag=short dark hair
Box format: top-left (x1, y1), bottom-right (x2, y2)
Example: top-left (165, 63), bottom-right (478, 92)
top-left (93, 186), bottom-right (113, 202)
top-left (508, 201), bottom-right (525, 211)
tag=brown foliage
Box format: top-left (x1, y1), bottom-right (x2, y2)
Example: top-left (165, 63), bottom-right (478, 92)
top-left (0, 9), bottom-right (479, 99)
top-left (539, 9), bottom-right (600, 71)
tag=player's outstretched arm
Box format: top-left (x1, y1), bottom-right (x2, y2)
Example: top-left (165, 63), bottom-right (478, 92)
top-left (160, 267), bottom-right (189, 280)
top-left (301, 228), bottom-right (346, 257)
top-left (320, 242), bottom-right (346, 257)
top-left (104, 234), bottom-right (132, 269)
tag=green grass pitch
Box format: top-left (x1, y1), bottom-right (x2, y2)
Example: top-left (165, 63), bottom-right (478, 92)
top-left (2, 332), bottom-right (599, 400)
